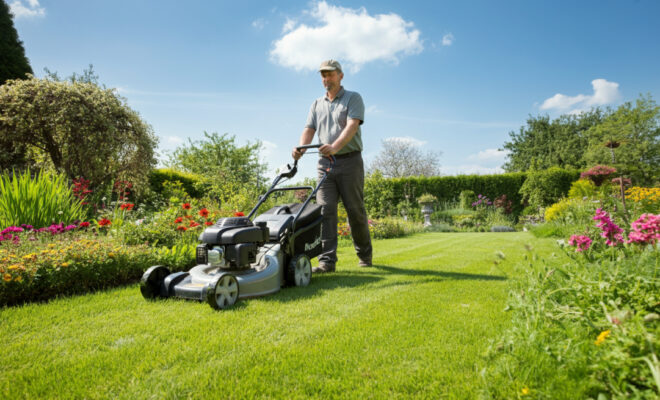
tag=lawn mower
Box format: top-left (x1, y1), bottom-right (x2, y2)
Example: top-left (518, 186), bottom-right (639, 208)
top-left (140, 144), bottom-right (330, 310)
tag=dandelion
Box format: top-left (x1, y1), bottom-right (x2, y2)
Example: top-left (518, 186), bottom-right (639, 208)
top-left (595, 329), bottom-right (611, 345)
top-left (521, 387), bottom-right (530, 395)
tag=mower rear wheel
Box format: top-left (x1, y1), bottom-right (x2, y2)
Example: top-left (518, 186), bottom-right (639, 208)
top-left (287, 254), bottom-right (312, 287)
top-left (140, 265), bottom-right (170, 299)
top-left (207, 273), bottom-right (239, 310)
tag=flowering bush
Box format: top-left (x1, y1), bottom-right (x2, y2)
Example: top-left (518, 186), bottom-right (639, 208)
top-left (485, 217), bottom-right (659, 398)
top-left (0, 236), bottom-right (195, 306)
top-left (626, 186), bottom-right (660, 214)
top-left (580, 165), bottom-right (617, 186)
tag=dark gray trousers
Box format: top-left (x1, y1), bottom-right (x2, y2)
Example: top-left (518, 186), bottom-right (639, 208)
top-left (316, 153), bottom-right (372, 267)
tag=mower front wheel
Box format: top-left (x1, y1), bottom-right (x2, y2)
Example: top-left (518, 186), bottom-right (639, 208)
top-left (140, 265), bottom-right (170, 299)
top-left (206, 273), bottom-right (239, 310)
top-left (287, 254), bottom-right (312, 287)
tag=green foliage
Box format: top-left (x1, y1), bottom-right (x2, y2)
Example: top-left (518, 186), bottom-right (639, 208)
top-left (369, 217), bottom-right (424, 239)
top-left (0, 236), bottom-right (195, 306)
top-left (459, 190), bottom-right (476, 209)
top-left (365, 172), bottom-right (529, 219)
top-left (568, 179), bottom-right (597, 199)
top-left (148, 168), bottom-right (204, 199)
top-left (0, 169), bottom-right (85, 229)
top-left (0, 76), bottom-right (158, 186)
top-left (519, 167), bottom-right (580, 210)
top-left (585, 94), bottom-right (660, 186)
top-left (503, 109), bottom-right (605, 172)
top-left (0, 0), bottom-right (33, 85)
top-left (484, 239), bottom-right (659, 398)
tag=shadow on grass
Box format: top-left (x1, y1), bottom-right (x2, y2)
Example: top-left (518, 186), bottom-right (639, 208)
top-left (355, 265), bottom-right (507, 282)
top-left (261, 273), bottom-right (383, 303)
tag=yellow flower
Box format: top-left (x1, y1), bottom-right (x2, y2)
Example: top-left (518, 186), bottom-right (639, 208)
top-left (108, 252), bottom-right (115, 258)
top-left (14, 275), bottom-right (22, 283)
top-left (8, 264), bottom-right (21, 270)
top-left (3, 273), bottom-right (11, 282)
top-left (61, 262), bottom-right (70, 267)
top-left (595, 329), bottom-right (611, 345)
top-left (47, 243), bottom-right (56, 248)
top-left (521, 387), bottom-right (530, 395)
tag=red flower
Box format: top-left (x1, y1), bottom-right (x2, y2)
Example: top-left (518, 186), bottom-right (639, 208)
top-left (174, 217), bottom-right (183, 223)
top-left (185, 215), bottom-right (193, 220)
top-left (98, 218), bottom-right (111, 227)
top-left (182, 203), bottom-right (191, 210)
top-left (234, 211), bottom-right (245, 217)
top-left (79, 221), bottom-right (90, 228)
top-left (176, 225), bottom-right (187, 232)
top-left (198, 208), bottom-right (209, 218)
top-left (205, 221), bottom-right (214, 226)
top-left (189, 221), bottom-right (200, 228)
top-left (119, 203), bottom-right (134, 211)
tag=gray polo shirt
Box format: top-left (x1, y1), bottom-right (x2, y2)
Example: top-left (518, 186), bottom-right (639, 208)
top-left (305, 87), bottom-right (365, 155)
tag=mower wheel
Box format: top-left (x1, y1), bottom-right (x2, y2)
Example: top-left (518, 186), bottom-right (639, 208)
top-left (287, 254), bottom-right (312, 287)
top-left (140, 265), bottom-right (170, 299)
top-left (206, 273), bottom-right (239, 310)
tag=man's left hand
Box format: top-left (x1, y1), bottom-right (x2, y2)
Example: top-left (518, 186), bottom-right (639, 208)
top-left (319, 144), bottom-right (338, 156)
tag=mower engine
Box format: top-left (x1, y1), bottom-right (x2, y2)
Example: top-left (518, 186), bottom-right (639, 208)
top-left (196, 217), bottom-right (269, 270)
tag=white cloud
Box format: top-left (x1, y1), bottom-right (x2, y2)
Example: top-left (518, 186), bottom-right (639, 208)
top-left (540, 79), bottom-right (621, 112)
top-left (259, 140), bottom-right (278, 162)
top-left (166, 136), bottom-right (183, 145)
top-left (384, 136), bottom-right (426, 147)
top-left (9, 0), bottom-right (45, 19)
top-left (366, 104), bottom-right (381, 114)
top-left (252, 18), bottom-right (266, 31)
top-left (271, 1), bottom-right (423, 73)
top-left (282, 18), bottom-right (297, 33)
top-left (468, 148), bottom-right (510, 162)
top-left (442, 33), bottom-right (454, 46)
top-left (442, 164), bottom-right (505, 176)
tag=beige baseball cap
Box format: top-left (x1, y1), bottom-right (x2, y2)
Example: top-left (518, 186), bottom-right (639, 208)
top-left (319, 59), bottom-right (342, 72)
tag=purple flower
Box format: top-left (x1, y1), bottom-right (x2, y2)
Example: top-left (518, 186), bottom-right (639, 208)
top-left (593, 208), bottom-right (624, 246)
top-left (1, 226), bottom-right (23, 235)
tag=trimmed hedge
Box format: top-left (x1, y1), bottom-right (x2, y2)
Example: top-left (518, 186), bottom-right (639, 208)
top-left (148, 168), bottom-right (204, 198)
top-left (365, 169), bottom-right (580, 218)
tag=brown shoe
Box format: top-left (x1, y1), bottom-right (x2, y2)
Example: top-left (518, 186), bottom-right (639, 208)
top-left (312, 263), bottom-right (335, 273)
top-left (358, 260), bottom-right (372, 267)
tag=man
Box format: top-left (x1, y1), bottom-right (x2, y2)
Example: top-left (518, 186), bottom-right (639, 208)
top-left (292, 59), bottom-right (373, 273)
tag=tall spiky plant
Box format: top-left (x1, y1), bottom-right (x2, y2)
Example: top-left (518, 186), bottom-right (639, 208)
top-left (0, 169), bottom-right (85, 229)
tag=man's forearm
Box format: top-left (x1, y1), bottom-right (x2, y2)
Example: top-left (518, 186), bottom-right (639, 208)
top-left (331, 118), bottom-right (361, 151)
top-left (299, 128), bottom-right (315, 146)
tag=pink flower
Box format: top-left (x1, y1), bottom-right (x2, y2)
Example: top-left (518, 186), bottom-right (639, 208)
top-left (593, 208), bottom-right (624, 246)
top-left (568, 235), bottom-right (592, 252)
top-left (627, 213), bottom-right (660, 245)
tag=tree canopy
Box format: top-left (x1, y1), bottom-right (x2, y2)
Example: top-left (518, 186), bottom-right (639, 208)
top-left (502, 94), bottom-right (660, 186)
top-left (166, 132), bottom-right (266, 188)
top-left (369, 138), bottom-right (441, 178)
top-left (0, 76), bottom-right (158, 186)
top-left (0, 0), bottom-right (33, 85)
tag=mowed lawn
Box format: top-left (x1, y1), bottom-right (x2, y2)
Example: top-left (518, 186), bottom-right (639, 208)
top-left (1, 232), bottom-right (564, 399)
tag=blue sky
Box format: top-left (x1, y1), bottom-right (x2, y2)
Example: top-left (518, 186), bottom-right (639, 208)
top-left (9, 0), bottom-right (660, 180)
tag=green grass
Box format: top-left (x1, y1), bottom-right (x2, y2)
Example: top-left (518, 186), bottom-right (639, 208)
top-left (0, 232), bottom-right (565, 399)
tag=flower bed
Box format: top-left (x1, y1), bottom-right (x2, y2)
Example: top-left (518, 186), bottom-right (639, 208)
top-left (0, 234), bottom-right (194, 306)
top-left (484, 208), bottom-right (660, 398)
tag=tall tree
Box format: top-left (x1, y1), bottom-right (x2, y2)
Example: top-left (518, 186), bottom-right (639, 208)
top-left (0, 76), bottom-right (158, 185)
top-left (0, 0), bottom-right (33, 85)
top-left (585, 94), bottom-right (660, 186)
top-left (502, 110), bottom-right (606, 172)
top-left (369, 138), bottom-right (441, 178)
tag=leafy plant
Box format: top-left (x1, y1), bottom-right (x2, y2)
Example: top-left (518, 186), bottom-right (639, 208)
top-left (0, 169), bottom-right (85, 229)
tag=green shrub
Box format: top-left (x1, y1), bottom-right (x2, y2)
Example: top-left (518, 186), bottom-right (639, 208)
top-left (459, 190), bottom-right (476, 209)
top-left (519, 167), bottom-right (580, 210)
top-left (148, 168), bottom-right (204, 199)
top-left (568, 179), bottom-right (597, 199)
top-left (0, 169), bottom-right (85, 229)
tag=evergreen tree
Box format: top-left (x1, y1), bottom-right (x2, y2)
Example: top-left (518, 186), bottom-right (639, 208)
top-left (0, 0), bottom-right (33, 85)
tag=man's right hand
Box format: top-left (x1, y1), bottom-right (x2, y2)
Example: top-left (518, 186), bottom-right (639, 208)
top-left (292, 147), bottom-right (305, 160)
